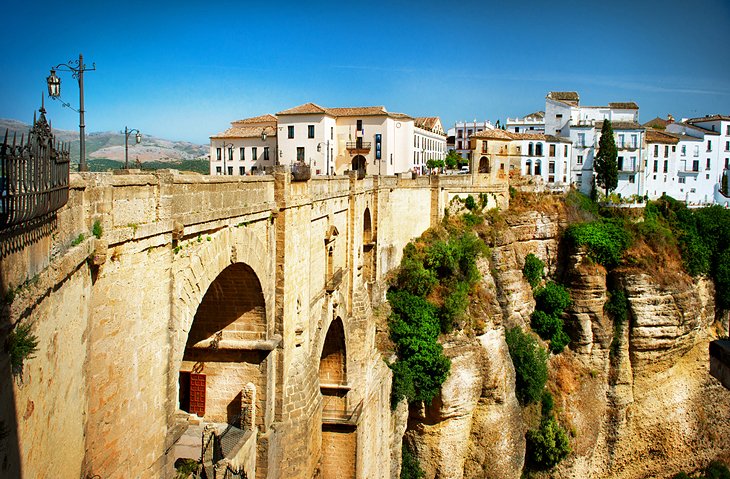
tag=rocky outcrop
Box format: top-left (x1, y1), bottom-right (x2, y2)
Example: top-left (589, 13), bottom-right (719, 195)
top-left (403, 207), bottom-right (730, 479)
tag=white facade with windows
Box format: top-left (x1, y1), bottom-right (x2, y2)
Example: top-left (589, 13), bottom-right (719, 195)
top-left (506, 111), bottom-right (545, 134)
top-left (452, 120), bottom-right (495, 161)
top-left (209, 114), bottom-right (278, 176)
top-left (414, 117), bottom-right (447, 173)
top-left (666, 120), bottom-right (723, 205)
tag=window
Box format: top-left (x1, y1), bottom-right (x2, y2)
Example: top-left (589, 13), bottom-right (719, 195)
top-left (631, 135), bottom-right (637, 148)
top-left (556, 114), bottom-right (563, 120)
top-left (549, 144), bottom-right (556, 157)
top-left (679, 177), bottom-right (686, 184)
top-left (331, 127), bottom-right (334, 140)
top-left (356, 120), bottom-right (363, 135)
top-left (467, 129), bottom-right (473, 136)
top-left (252, 147), bottom-right (257, 160)
top-left (239, 166), bottom-right (245, 175)
top-left (288, 126), bottom-right (294, 139)
top-left (240, 147), bottom-right (245, 161)
top-left (227, 166), bottom-right (233, 175)
top-left (654, 160), bottom-right (658, 172)
top-left (577, 155), bottom-right (583, 165)
top-left (672, 146), bottom-right (676, 152)
top-left (535, 143), bottom-right (543, 156)
top-left (264, 147), bottom-right (270, 161)
top-left (707, 140), bottom-right (712, 152)
top-left (577, 133), bottom-right (585, 147)
top-left (564, 145), bottom-right (568, 157)
top-left (726, 141), bottom-right (729, 151)
top-left (664, 145), bottom-right (669, 158)
top-left (548, 162), bottom-right (555, 174)
top-left (216, 148), bottom-right (221, 161)
top-left (706, 158), bottom-right (711, 170)
top-left (694, 145), bottom-right (699, 157)
top-left (457, 141), bottom-right (462, 150)
top-left (528, 142), bottom-right (534, 156)
top-left (664, 160), bottom-right (668, 173)
top-left (228, 147), bottom-right (234, 162)
top-left (630, 156), bottom-right (636, 171)
top-left (726, 158), bottom-right (729, 169)
top-left (727, 125), bottom-right (730, 135)
top-left (618, 156), bottom-right (624, 171)
top-left (618, 134), bottom-right (625, 147)
top-left (629, 175), bottom-right (635, 184)
top-left (693, 159), bottom-right (700, 172)
top-left (308, 125), bottom-right (315, 139)
top-left (216, 166), bottom-right (221, 174)
top-left (681, 145), bottom-right (686, 156)
top-left (297, 147), bottom-right (305, 162)
top-left (457, 130), bottom-right (463, 138)
top-left (654, 145), bottom-right (659, 157)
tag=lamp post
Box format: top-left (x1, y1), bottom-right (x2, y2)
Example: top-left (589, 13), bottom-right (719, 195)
top-left (46, 53), bottom-right (96, 172)
top-left (124, 127), bottom-right (142, 169)
top-left (317, 141), bottom-right (330, 176)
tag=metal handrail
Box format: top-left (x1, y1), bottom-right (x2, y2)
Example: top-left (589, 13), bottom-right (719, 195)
top-left (346, 141), bottom-right (371, 150)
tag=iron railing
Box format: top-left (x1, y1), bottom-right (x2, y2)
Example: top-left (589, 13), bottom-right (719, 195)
top-left (0, 107), bottom-right (70, 230)
top-left (345, 141), bottom-right (371, 151)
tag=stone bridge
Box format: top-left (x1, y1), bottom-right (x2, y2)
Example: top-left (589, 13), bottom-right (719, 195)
top-left (0, 168), bottom-right (507, 479)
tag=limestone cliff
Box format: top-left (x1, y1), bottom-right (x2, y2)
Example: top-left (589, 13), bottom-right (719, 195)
top-left (399, 207), bottom-right (730, 479)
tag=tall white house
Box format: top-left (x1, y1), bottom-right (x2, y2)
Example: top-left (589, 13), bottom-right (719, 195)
top-left (210, 103), bottom-right (446, 177)
top-left (506, 112), bottom-right (545, 134)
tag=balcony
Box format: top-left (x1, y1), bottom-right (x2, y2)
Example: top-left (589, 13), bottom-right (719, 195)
top-left (346, 141), bottom-right (371, 154)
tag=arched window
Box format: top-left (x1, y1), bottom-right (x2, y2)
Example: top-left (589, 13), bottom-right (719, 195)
top-left (528, 142), bottom-right (534, 156)
top-left (535, 143), bottom-right (543, 156)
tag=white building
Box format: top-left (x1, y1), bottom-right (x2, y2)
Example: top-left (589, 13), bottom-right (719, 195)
top-left (506, 111), bottom-right (545, 134)
top-left (209, 114), bottom-right (278, 176)
top-left (452, 120), bottom-right (495, 161)
top-left (543, 92), bottom-right (642, 194)
top-left (666, 118), bottom-right (723, 205)
top-left (414, 117), bottom-right (447, 173)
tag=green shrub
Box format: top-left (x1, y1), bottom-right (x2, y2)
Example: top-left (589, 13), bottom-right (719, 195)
top-left (605, 288), bottom-right (628, 324)
top-left (394, 244), bottom-right (438, 297)
top-left (390, 360), bottom-right (416, 407)
top-left (566, 189), bottom-right (599, 218)
top-left (526, 416), bottom-right (571, 469)
top-left (681, 232), bottom-right (711, 276)
top-left (705, 460), bottom-right (730, 479)
top-left (541, 391), bottom-right (554, 417)
top-left (534, 282), bottom-right (572, 317)
top-left (464, 195), bottom-right (477, 211)
top-left (440, 280), bottom-right (470, 333)
top-left (7, 322), bottom-right (39, 377)
top-left (400, 442), bottom-right (425, 479)
top-left (548, 329), bottom-right (571, 354)
top-left (71, 233), bottom-right (85, 246)
top-left (462, 212), bottom-right (483, 227)
top-left (715, 249), bottom-right (730, 309)
top-left (92, 220), bottom-right (103, 239)
top-left (522, 253), bottom-right (545, 288)
top-left (505, 327), bottom-right (548, 405)
top-left (564, 220), bottom-right (631, 267)
top-left (672, 473), bottom-right (692, 479)
top-left (531, 310), bottom-right (562, 338)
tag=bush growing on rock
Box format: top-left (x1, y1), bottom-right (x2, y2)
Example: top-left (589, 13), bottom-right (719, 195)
top-left (522, 253), bottom-right (545, 288)
top-left (530, 282), bottom-right (572, 353)
top-left (526, 416), bottom-right (571, 469)
top-left (505, 327), bottom-right (548, 405)
top-left (534, 282), bottom-right (572, 316)
top-left (564, 219), bottom-right (631, 267)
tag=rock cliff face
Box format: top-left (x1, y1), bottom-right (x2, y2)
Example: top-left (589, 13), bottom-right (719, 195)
top-left (399, 208), bottom-right (730, 479)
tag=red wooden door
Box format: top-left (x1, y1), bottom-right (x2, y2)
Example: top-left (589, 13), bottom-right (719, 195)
top-left (189, 373), bottom-right (206, 417)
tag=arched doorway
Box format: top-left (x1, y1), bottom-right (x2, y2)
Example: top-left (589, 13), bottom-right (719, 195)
top-left (178, 263), bottom-right (268, 428)
top-left (351, 155), bottom-right (366, 175)
top-left (479, 156), bottom-right (490, 173)
top-left (319, 318), bottom-right (355, 479)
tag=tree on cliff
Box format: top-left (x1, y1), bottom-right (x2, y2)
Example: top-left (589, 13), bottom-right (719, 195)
top-left (594, 120), bottom-right (618, 198)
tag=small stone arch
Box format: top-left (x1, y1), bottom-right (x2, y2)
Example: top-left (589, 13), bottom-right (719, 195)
top-left (351, 155), bottom-right (366, 172)
top-left (363, 207), bottom-right (372, 244)
top-left (319, 317), bottom-right (347, 387)
top-left (479, 156), bottom-right (490, 173)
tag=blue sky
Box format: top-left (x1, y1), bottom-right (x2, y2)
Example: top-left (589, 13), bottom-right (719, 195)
top-left (1, 0), bottom-right (729, 144)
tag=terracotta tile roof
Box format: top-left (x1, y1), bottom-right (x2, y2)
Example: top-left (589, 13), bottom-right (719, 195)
top-left (233, 114), bottom-right (278, 125)
top-left (327, 106), bottom-right (388, 116)
top-left (544, 134), bottom-right (572, 144)
top-left (471, 129), bottom-right (514, 140)
top-left (523, 111), bottom-right (545, 120)
top-left (276, 102), bottom-right (329, 115)
top-left (547, 92), bottom-right (580, 105)
top-left (686, 114), bottom-right (730, 123)
top-left (210, 125), bottom-right (277, 139)
top-left (642, 116), bottom-right (671, 129)
top-left (415, 117), bottom-right (438, 130)
top-left (595, 121), bottom-right (643, 130)
top-left (388, 112), bottom-right (414, 120)
top-left (645, 129), bottom-right (678, 144)
top-left (609, 102), bottom-right (639, 110)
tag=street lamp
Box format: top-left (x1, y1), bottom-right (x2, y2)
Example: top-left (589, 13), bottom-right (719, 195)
top-left (124, 127), bottom-right (142, 169)
top-left (46, 53), bottom-right (96, 172)
top-left (317, 141), bottom-right (330, 176)
top-left (222, 142), bottom-right (234, 175)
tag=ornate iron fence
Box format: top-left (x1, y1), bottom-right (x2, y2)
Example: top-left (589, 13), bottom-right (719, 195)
top-left (0, 106), bottom-right (70, 230)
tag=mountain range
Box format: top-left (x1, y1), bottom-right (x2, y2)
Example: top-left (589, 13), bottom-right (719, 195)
top-left (0, 118), bottom-right (209, 173)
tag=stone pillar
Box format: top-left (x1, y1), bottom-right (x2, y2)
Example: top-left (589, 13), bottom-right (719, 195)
top-left (241, 382), bottom-right (257, 430)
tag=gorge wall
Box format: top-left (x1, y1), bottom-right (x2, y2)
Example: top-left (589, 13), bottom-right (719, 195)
top-left (400, 204), bottom-right (730, 479)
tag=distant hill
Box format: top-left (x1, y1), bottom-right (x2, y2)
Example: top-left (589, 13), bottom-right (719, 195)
top-left (0, 118), bottom-right (209, 173)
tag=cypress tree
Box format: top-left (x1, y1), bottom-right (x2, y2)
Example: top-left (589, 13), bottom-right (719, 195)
top-left (594, 120), bottom-right (618, 198)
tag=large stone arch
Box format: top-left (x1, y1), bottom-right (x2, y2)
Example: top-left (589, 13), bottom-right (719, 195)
top-left (169, 225), bottom-right (275, 424)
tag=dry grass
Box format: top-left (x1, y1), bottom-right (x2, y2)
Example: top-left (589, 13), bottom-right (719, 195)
top-left (620, 239), bottom-right (692, 291)
top-left (509, 190), bottom-right (565, 215)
